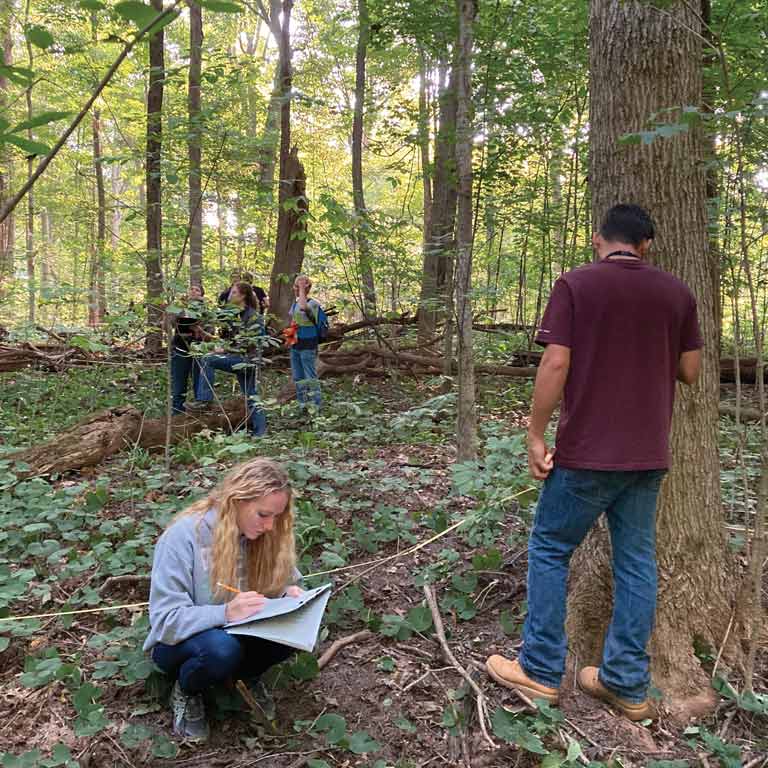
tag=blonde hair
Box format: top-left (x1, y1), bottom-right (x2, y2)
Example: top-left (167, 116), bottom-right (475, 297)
top-left (294, 274), bottom-right (313, 292)
top-left (175, 458), bottom-right (296, 600)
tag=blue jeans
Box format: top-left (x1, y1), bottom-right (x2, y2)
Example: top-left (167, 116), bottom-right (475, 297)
top-left (290, 347), bottom-right (321, 408)
top-left (152, 628), bottom-right (293, 694)
top-left (519, 467), bottom-right (665, 703)
top-left (196, 353), bottom-right (267, 436)
top-left (170, 347), bottom-right (201, 414)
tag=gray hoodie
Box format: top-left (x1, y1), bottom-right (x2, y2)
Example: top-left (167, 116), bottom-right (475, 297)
top-left (143, 508), bottom-right (297, 651)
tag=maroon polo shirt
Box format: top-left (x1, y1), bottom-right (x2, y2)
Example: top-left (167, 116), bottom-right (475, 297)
top-left (535, 258), bottom-right (703, 470)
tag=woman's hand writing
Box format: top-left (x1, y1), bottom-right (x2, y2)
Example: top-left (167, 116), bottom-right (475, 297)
top-left (225, 591), bottom-right (266, 623)
top-left (284, 585), bottom-right (303, 598)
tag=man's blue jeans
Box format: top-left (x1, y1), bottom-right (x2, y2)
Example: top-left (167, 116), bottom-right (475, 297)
top-left (290, 347), bottom-right (321, 408)
top-left (152, 628), bottom-right (293, 694)
top-left (196, 354), bottom-right (267, 436)
top-left (519, 467), bottom-right (666, 703)
top-left (170, 347), bottom-right (200, 414)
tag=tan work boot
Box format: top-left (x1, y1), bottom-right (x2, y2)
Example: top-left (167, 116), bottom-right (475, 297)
top-left (485, 655), bottom-right (559, 704)
top-left (577, 666), bottom-right (656, 721)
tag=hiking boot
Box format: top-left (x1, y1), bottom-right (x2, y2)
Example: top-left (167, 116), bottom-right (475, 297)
top-left (185, 400), bottom-right (213, 413)
top-left (246, 678), bottom-right (276, 721)
top-left (577, 666), bottom-right (656, 721)
top-left (170, 681), bottom-right (210, 742)
top-left (485, 655), bottom-right (559, 705)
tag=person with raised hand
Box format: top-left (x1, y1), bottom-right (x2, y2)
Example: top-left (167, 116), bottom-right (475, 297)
top-left (144, 458), bottom-right (303, 742)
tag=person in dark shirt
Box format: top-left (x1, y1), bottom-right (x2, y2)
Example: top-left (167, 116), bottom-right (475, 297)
top-left (188, 282), bottom-right (268, 436)
top-left (486, 204), bottom-right (702, 721)
top-left (169, 284), bottom-right (207, 414)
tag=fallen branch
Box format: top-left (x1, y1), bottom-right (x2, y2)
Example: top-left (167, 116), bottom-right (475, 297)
top-left (98, 574), bottom-right (151, 595)
top-left (317, 630), bottom-right (372, 670)
top-left (422, 584), bottom-right (495, 750)
top-left (719, 404), bottom-right (764, 422)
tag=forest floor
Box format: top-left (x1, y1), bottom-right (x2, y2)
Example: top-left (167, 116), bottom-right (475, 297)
top-left (0, 362), bottom-right (766, 768)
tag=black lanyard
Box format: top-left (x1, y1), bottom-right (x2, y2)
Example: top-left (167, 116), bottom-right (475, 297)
top-left (606, 250), bottom-right (640, 259)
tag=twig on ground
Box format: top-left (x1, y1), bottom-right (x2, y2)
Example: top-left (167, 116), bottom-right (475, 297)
top-left (317, 629), bottom-right (372, 669)
top-left (712, 608), bottom-right (735, 678)
top-left (423, 584), bottom-right (496, 750)
top-left (558, 729), bottom-right (590, 766)
top-left (742, 756), bottom-right (768, 768)
top-left (98, 574), bottom-right (151, 594)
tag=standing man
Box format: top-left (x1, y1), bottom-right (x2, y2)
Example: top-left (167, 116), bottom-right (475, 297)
top-left (485, 204), bottom-right (702, 720)
top-left (288, 275), bottom-right (326, 409)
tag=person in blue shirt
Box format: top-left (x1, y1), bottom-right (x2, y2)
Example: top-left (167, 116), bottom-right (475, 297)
top-left (288, 274), bottom-right (324, 409)
top-left (187, 282), bottom-right (268, 436)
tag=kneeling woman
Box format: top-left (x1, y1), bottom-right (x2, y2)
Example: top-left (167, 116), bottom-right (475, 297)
top-left (143, 458), bottom-right (302, 742)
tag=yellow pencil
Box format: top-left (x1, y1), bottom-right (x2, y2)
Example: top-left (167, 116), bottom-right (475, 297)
top-left (217, 582), bottom-right (241, 595)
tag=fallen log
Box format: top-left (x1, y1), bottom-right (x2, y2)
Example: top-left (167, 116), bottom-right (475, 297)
top-left (5, 398), bottom-right (249, 478)
top-left (720, 358), bottom-right (764, 385)
top-left (719, 404), bottom-right (764, 422)
top-left (8, 406), bottom-right (143, 477)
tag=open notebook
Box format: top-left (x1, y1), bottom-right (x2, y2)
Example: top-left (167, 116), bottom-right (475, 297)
top-left (224, 583), bottom-right (332, 653)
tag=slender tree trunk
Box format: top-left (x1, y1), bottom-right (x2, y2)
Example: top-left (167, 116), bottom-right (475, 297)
top-left (145, 0), bottom-right (165, 352)
top-left (567, 0), bottom-right (736, 720)
top-left (352, 0), bottom-right (376, 316)
top-left (188, 0), bottom-right (203, 287)
top-left (0, 1), bottom-right (14, 280)
top-left (92, 106), bottom-right (106, 324)
top-left (454, 0), bottom-right (477, 461)
top-left (418, 55), bottom-right (458, 344)
top-left (216, 185), bottom-right (225, 271)
top-left (24, 0), bottom-right (34, 324)
top-left (257, 0), bottom-right (285, 197)
top-left (417, 46), bottom-right (432, 252)
top-left (111, 162), bottom-right (122, 250)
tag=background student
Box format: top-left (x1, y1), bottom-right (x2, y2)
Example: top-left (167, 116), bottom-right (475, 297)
top-left (288, 274), bottom-right (325, 409)
top-left (144, 458), bottom-right (303, 742)
top-left (189, 282), bottom-right (268, 436)
top-left (169, 284), bottom-right (206, 415)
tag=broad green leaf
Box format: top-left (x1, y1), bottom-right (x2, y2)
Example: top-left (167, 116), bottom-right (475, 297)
top-left (10, 111), bottom-right (70, 134)
top-left (406, 604), bottom-right (433, 633)
top-left (151, 735), bottom-right (178, 759)
top-left (451, 572), bottom-right (478, 593)
top-left (2, 134), bottom-right (50, 156)
top-left (40, 743), bottom-right (74, 768)
top-left (0, 637), bottom-right (9, 652)
top-left (80, 0), bottom-right (106, 8)
top-left (490, 708), bottom-right (548, 754)
top-left (200, 0), bottom-right (243, 11)
top-left (121, 724), bottom-right (153, 748)
top-left (2, 750), bottom-right (41, 768)
top-left (305, 761), bottom-right (331, 768)
top-left (541, 753), bottom-right (565, 768)
top-left (288, 652), bottom-right (319, 681)
top-left (115, 1), bottom-right (159, 27)
top-left (313, 713), bottom-right (347, 745)
top-left (348, 731), bottom-right (381, 754)
top-left (0, 118), bottom-right (9, 133)
top-left (25, 25), bottom-right (55, 49)
top-left (393, 715), bottom-right (416, 733)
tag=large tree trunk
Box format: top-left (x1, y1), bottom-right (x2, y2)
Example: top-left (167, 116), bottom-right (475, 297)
top-left (454, 0), bottom-right (477, 462)
top-left (188, 0), bottom-right (203, 287)
top-left (145, 0), bottom-right (165, 353)
top-left (351, 0), bottom-right (376, 316)
top-left (0, 2), bottom-right (14, 281)
top-left (418, 55), bottom-right (457, 344)
top-left (269, 147), bottom-right (307, 323)
top-left (567, 0), bottom-right (735, 721)
top-left (268, 0), bottom-right (309, 325)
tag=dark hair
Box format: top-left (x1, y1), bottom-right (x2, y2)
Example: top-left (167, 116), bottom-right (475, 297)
top-left (231, 281), bottom-right (260, 310)
top-left (253, 286), bottom-right (267, 314)
top-left (190, 283), bottom-right (205, 297)
top-left (599, 204), bottom-right (655, 246)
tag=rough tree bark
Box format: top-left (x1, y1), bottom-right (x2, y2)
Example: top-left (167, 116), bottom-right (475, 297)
top-left (566, 0), bottom-right (735, 720)
top-left (188, 0), bottom-right (203, 287)
top-left (268, 0), bottom-right (309, 324)
top-left (256, 0), bottom-right (283, 197)
top-left (454, 0), bottom-right (477, 461)
top-left (351, 0), bottom-right (377, 316)
top-left (417, 55), bottom-right (457, 344)
top-left (145, 0), bottom-right (165, 353)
